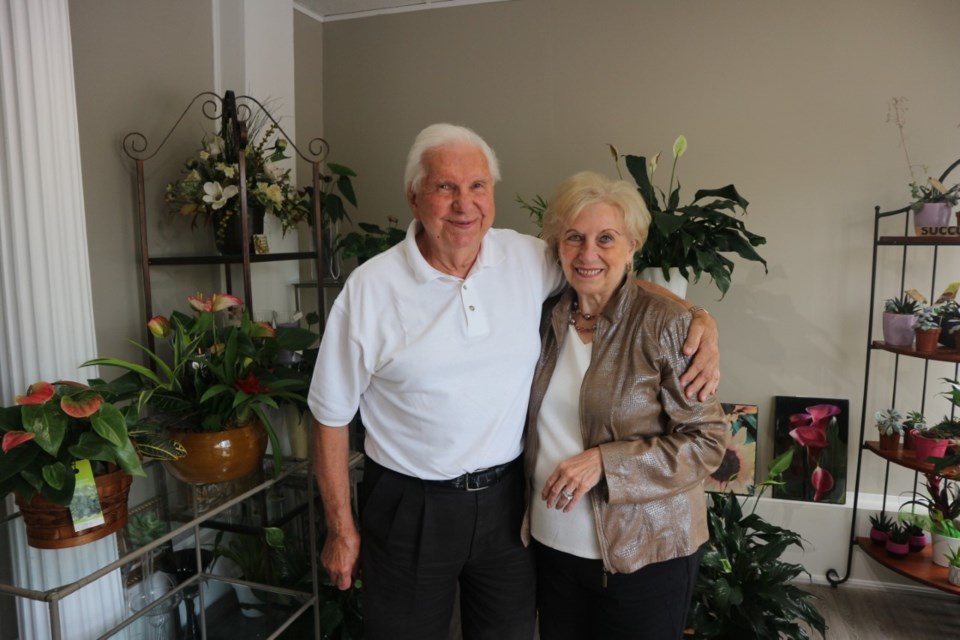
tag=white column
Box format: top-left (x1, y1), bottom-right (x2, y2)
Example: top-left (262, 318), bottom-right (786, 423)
top-left (214, 0), bottom-right (301, 314)
top-left (0, 1), bottom-right (126, 638)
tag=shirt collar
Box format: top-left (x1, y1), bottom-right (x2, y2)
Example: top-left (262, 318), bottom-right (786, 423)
top-left (402, 220), bottom-right (504, 283)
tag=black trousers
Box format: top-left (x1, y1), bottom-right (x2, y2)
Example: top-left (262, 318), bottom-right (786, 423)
top-left (359, 459), bottom-right (536, 640)
top-left (533, 540), bottom-right (699, 640)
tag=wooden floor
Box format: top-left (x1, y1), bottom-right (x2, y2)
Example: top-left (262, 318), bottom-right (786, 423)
top-left (801, 583), bottom-right (960, 639)
top-left (449, 582), bottom-right (960, 639)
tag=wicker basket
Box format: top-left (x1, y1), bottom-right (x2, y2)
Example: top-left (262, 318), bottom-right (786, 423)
top-left (15, 469), bottom-right (133, 549)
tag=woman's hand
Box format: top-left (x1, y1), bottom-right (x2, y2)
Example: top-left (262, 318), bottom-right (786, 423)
top-left (542, 448), bottom-right (604, 512)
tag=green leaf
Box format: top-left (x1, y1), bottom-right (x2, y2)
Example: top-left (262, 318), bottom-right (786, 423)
top-left (90, 403), bottom-right (128, 448)
top-left (42, 461), bottom-right (69, 491)
top-left (337, 174), bottom-right (358, 208)
top-left (327, 162), bottom-right (357, 178)
top-left (624, 155), bottom-right (661, 213)
top-left (68, 432), bottom-right (118, 464)
top-left (767, 449), bottom-right (794, 478)
top-left (21, 403), bottom-right (68, 457)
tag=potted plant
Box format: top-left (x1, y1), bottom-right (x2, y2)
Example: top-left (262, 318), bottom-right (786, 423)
top-left (0, 380), bottom-right (183, 548)
top-left (884, 523), bottom-right (910, 558)
top-left (944, 546), bottom-right (960, 586)
top-left (612, 136), bottom-right (768, 299)
top-left (868, 512), bottom-right (894, 545)
top-left (335, 216), bottom-right (406, 266)
top-left (905, 522), bottom-right (928, 553)
top-left (902, 410), bottom-right (926, 451)
top-left (84, 293), bottom-right (316, 484)
top-left (910, 177), bottom-right (960, 233)
top-left (912, 304), bottom-right (942, 353)
top-left (913, 417), bottom-right (954, 465)
top-left (874, 408), bottom-right (903, 450)
top-left (898, 474), bottom-right (960, 567)
top-left (686, 449), bottom-right (826, 639)
top-left (881, 294), bottom-right (919, 347)
top-left (937, 297), bottom-right (960, 349)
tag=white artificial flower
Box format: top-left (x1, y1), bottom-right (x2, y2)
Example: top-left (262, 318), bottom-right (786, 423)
top-left (264, 162), bottom-right (285, 182)
top-left (202, 182), bottom-right (239, 210)
top-left (257, 182), bottom-right (284, 207)
top-left (204, 135), bottom-right (225, 155)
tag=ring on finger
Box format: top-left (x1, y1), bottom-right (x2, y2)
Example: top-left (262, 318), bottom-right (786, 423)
top-left (560, 489), bottom-right (574, 500)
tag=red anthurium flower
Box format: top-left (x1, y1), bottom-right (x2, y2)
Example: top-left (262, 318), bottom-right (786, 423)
top-left (2, 431), bottom-right (35, 453)
top-left (147, 315), bottom-right (171, 338)
top-left (188, 292), bottom-right (243, 313)
top-left (250, 322), bottom-right (276, 338)
top-left (811, 466), bottom-right (835, 502)
top-left (15, 381), bottom-right (55, 405)
top-left (232, 371), bottom-right (271, 395)
top-left (60, 392), bottom-right (104, 418)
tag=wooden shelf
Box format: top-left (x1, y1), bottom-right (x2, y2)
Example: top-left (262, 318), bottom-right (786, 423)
top-left (871, 340), bottom-right (960, 363)
top-left (878, 236), bottom-right (960, 246)
top-left (856, 537), bottom-right (960, 596)
top-left (863, 441), bottom-right (960, 479)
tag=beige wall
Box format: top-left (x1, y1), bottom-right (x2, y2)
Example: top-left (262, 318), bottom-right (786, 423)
top-left (70, 0), bottom-right (218, 364)
top-left (320, 0), bottom-right (960, 480)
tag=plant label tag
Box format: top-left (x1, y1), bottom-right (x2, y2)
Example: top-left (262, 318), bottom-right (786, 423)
top-left (69, 460), bottom-right (105, 531)
top-left (905, 289), bottom-right (927, 304)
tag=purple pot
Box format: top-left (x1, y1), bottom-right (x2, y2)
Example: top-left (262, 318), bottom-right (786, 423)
top-left (870, 528), bottom-right (888, 546)
top-left (882, 312), bottom-right (916, 347)
top-left (914, 202), bottom-right (953, 235)
top-left (908, 533), bottom-right (928, 552)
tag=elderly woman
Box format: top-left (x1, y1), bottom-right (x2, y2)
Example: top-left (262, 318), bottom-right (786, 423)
top-left (523, 171), bottom-right (728, 639)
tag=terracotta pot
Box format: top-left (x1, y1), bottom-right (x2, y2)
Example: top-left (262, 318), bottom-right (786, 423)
top-left (882, 312), bottom-right (916, 347)
top-left (885, 539), bottom-right (910, 559)
top-left (913, 202), bottom-right (953, 235)
top-left (163, 422), bottom-right (268, 484)
top-left (14, 469), bottom-right (133, 549)
top-left (878, 432), bottom-right (901, 450)
top-left (913, 431), bottom-right (949, 466)
top-left (914, 327), bottom-right (942, 353)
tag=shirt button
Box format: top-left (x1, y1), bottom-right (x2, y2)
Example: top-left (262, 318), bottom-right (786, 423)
top-left (463, 284), bottom-right (468, 290)
top-left (469, 305), bottom-right (476, 311)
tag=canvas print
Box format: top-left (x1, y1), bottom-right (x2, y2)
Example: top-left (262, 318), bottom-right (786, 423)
top-left (704, 403), bottom-right (759, 495)
top-left (772, 396), bottom-right (849, 504)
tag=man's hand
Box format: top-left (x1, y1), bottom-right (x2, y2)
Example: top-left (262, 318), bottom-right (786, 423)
top-left (680, 309), bottom-right (720, 401)
top-left (321, 526), bottom-right (361, 590)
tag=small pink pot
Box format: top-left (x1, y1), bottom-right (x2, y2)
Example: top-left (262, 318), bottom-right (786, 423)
top-left (913, 430), bottom-right (949, 466)
top-left (885, 539), bottom-right (910, 558)
top-left (908, 532), bottom-right (929, 553)
top-left (870, 528), bottom-right (888, 546)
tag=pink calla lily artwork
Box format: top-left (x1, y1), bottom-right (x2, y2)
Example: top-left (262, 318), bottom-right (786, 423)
top-left (773, 396), bottom-right (849, 504)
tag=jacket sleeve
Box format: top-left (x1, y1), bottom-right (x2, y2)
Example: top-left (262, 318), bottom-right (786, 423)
top-left (598, 312), bottom-right (728, 506)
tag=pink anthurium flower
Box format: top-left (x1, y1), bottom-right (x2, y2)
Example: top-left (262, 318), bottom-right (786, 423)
top-left (250, 322), bottom-right (276, 338)
top-left (2, 431), bottom-right (35, 453)
top-left (811, 466), bottom-right (835, 502)
top-left (60, 392), bottom-right (104, 419)
top-left (15, 382), bottom-right (55, 405)
top-left (147, 315), bottom-right (171, 338)
top-left (188, 292), bottom-right (243, 313)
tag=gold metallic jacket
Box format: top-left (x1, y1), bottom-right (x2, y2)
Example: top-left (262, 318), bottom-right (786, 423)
top-left (522, 280), bottom-right (728, 574)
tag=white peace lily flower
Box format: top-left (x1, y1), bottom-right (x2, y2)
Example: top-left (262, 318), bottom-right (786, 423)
top-left (202, 182), bottom-right (239, 210)
top-left (204, 135), bottom-right (225, 155)
top-left (264, 161), bottom-right (285, 182)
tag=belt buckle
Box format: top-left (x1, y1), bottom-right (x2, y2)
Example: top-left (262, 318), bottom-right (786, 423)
top-left (465, 471), bottom-right (486, 491)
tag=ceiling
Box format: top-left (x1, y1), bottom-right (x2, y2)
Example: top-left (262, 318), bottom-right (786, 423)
top-left (295, 0), bottom-right (509, 21)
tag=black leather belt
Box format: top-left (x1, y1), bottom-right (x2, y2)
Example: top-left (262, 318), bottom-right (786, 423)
top-left (426, 458), bottom-right (518, 491)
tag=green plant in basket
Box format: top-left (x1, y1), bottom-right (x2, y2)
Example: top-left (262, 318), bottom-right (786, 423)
top-left (687, 448), bottom-right (826, 639)
top-left (0, 380), bottom-right (183, 505)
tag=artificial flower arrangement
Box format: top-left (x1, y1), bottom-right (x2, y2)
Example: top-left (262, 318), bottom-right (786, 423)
top-left (0, 379), bottom-right (184, 504)
top-left (164, 116), bottom-right (312, 242)
top-left (84, 292), bottom-right (318, 473)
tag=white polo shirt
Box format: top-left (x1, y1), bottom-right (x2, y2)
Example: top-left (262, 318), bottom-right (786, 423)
top-left (308, 221), bottom-right (563, 480)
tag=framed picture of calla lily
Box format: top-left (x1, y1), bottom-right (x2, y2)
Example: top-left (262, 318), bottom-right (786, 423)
top-left (705, 403), bottom-right (759, 495)
top-left (772, 396), bottom-right (849, 504)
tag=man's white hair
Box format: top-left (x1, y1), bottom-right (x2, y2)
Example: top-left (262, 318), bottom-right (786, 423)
top-left (404, 123), bottom-right (501, 193)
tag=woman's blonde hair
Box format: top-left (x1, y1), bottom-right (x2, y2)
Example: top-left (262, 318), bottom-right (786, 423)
top-left (541, 171), bottom-right (651, 262)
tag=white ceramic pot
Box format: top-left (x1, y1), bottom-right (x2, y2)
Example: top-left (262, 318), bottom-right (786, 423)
top-left (949, 565), bottom-right (960, 586)
top-left (881, 312), bottom-right (916, 347)
top-left (639, 267), bottom-right (688, 299)
top-left (931, 532), bottom-right (960, 567)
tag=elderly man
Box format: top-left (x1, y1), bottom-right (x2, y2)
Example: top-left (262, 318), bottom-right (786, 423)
top-left (308, 124), bottom-right (719, 640)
